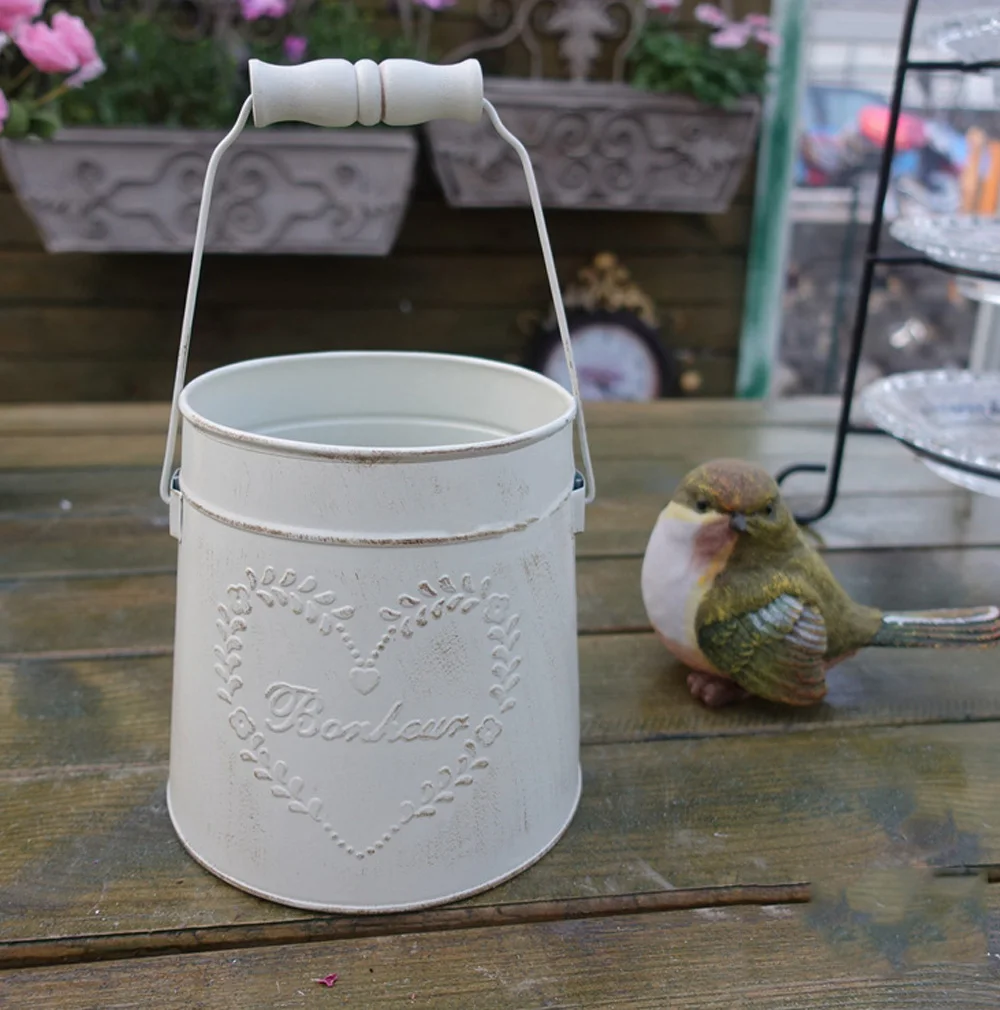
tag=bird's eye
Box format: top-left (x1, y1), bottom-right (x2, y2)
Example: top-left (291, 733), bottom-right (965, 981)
top-left (764, 503), bottom-right (775, 518)
top-left (695, 499), bottom-right (710, 514)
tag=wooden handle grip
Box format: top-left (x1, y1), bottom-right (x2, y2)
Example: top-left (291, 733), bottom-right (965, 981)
top-left (248, 58), bottom-right (483, 129)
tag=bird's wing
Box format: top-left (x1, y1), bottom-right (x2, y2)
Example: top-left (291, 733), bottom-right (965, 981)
top-left (697, 592), bottom-right (828, 705)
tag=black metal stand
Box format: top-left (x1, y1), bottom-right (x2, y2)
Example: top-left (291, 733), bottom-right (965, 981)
top-left (776, 0), bottom-right (1000, 523)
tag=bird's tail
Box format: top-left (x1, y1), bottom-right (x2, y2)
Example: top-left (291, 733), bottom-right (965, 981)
top-left (871, 606), bottom-right (1000, 648)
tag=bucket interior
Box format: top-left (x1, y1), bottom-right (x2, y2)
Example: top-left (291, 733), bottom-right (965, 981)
top-left (180, 352), bottom-right (575, 451)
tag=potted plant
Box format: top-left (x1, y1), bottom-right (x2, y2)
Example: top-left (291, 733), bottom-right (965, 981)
top-left (0, 0), bottom-right (420, 255)
top-left (425, 0), bottom-right (773, 214)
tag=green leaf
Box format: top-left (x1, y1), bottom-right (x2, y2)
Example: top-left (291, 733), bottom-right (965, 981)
top-left (28, 108), bottom-right (61, 139)
top-left (625, 22), bottom-right (768, 106)
top-left (3, 100), bottom-right (31, 140)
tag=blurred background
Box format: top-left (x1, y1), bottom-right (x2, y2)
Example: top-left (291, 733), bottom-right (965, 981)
top-left (0, 0), bottom-right (996, 404)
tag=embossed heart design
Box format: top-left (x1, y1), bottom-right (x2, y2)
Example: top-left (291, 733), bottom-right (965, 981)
top-left (213, 567), bottom-right (521, 862)
top-left (349, 666), bottom-right (381, 697)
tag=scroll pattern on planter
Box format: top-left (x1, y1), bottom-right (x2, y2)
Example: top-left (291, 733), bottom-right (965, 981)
top-left (216, 568), bottom-right (521, 861)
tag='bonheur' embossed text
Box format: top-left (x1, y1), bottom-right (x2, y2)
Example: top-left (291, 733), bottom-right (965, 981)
top-left (264, 682), bottom-right (470, 742)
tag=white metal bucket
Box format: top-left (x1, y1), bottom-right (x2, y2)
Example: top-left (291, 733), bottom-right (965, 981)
top-left (166, 351), bottom-right (585, 911)
top-left (161, 57), bottom-right (597, 912)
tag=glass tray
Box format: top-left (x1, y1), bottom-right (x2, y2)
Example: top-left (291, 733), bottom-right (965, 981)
top-left (890, 214), bottom-right (1000, 276)
top-left (860, 369), bottom-right (1000, 497)
top-left (926, 12), bottom-right (1000, 100)
top-left (928, 12), bottom-right (1000, 64)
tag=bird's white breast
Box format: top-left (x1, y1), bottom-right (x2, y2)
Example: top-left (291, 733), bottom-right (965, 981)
top-left (640, 502), bottom-right (734, 673)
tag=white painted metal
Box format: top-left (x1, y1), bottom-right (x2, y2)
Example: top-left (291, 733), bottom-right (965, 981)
top-left (248, 57), bottom-right (484, 129)
top-left (163, 59), bottom-right (594, 912)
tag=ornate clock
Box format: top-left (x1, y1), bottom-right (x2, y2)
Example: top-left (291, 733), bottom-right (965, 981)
top-left (524, 252), bottom-right (697, 401)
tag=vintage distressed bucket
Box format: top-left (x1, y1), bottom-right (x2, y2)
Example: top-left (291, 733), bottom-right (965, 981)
top-left (160, 57), bottom-right (596, 912)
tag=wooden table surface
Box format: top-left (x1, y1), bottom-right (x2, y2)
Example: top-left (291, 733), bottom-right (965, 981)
top-left (1, 398), bottom-right (998, 1007)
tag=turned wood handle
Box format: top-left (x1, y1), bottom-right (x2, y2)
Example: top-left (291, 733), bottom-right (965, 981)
top-left (248, 58), bottom-right (484, 129)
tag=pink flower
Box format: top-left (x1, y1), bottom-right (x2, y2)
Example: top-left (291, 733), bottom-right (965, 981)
top-left (744, 13), bottom-right (771, 28)
top-left (413, 0), bottom-right (456, 9)
top-left (14, 20), bottom-right (78, 73)
top-left (282, 34), bottom-right (307, 62)
top-left (51, 13), bottom-right (97, 64)
top-left (645, 0), bottom-right (681, 9)
top-left (239, 0), bottom-right (287, 20)
top-left (51, 12), bottom-right (104, 87)
top-left (0, 89), bottom-right (8, 136)
top-left (66, 55), bottom-right (105, 87)
top-left (694, 3), bottom-right (728, 27)
top-left (0, 0), bottom-right (43, 35)
top-left (710, 23), bottom-right (751, 48)
top-left (751, 27), bottom-right (778, 47)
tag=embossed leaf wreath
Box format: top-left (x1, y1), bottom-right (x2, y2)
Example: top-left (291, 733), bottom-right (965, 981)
top-left (628, 1), bottom-right (776, 108)
top-left (216, 567), bottom-right (522, 861)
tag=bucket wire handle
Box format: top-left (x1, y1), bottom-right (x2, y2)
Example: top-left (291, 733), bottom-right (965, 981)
top-left (483, 99), bottom-right (596, 505)
top-left (160, 78), bottom-right (596, 508)
top-left (159, 96), bottom-right (253, 505)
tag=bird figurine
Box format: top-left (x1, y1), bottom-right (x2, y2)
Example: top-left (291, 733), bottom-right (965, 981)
top-left (640, 458), bottom-right (1000, 707)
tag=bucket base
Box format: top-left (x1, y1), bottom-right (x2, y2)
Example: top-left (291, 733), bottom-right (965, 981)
top-left (166, 765), bottom-right (582, 914)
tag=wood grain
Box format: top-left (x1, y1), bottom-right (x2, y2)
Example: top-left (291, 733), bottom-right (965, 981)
top-left (0, 467), bottom-right (164, 517)
top-left (2, 399), bottom-right (997, 987)
top-left (2, 723), bottom-right (998, 953)
top-left (0, 415), bottom-right (937, 489)
top-left (5, 489), bottom-right (997, 578)
top-left (5, 630), bottom-right (1000, 777)
top-left (1, 889), bottom-right (996, 1009)
top-left (0, 398), bottom-right (845, 436)
top-left (579, 488), bottom-right (1000, 556)
top-left (0, 252), bottom-right (747, 308)
top-left (573, 548), bottom-right (1000, 635)
top-left (3, 547), bottom-right (999, 657)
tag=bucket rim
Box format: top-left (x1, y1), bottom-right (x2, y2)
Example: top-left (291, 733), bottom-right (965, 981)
top-left (178, 350), bottom-right (577, 462)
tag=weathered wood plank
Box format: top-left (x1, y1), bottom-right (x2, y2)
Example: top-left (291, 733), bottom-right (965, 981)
top-left (0, 353), bottom-right (739, 404)
top-left (592, 451), bottom-right (966, 497)
top-left (1, 888), bottom-right (996, 1009)
top-left (0, 305), bottom-right (745, 369)
top-left (0, 397), bottom-right (845, 436)
top-left (394, 199), bottom-right (753, 254)
top-left (0, 467), bottom-right (164, 517)
top-left (0, 417), bottom-right (930, 479)
top-left (5, 489), bottom-right (997, 578)
top-left (579, 489), bottom-right (1000, 557)
top-left (579, 634), bottom-right (1000, 743)
top-left (0, 252), bottom-right (748, 308)
top-left (574, 549), bottom-right (1000, 634)
top-left (0, 573), bottom-right (176, 657)
top-left (3, 547), bottom-right (999, 657)
top-left (0, 405), bottom-right (169, 435)
top-left (0, 432), bottom-right (170, 469)
top-left (5, 625), bottom-right (1000, 778)
top-left (2, 723), bottom-right (997, 950)
top-left (3, 548), bottom-right (999, 657)
top-left (0, 656), bottom-right (170, 771)
top-left (0, 514), bottom-right (173, 577)
top-left (585, 424), bottom-right (928, 463)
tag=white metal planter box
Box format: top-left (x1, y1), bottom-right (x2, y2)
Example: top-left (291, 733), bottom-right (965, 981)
top-left (0, 126), bottom-right (417, 255)
top-left (426, 78), bottom-right (761, 214)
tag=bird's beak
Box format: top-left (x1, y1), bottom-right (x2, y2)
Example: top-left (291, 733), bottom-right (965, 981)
top-left (729, 512), bottom-right (748, 532)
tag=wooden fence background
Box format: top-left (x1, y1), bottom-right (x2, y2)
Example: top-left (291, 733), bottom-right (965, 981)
top-left (0, 0), bottom-right (767, 403)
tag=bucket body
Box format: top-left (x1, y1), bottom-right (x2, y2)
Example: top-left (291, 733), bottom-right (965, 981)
top-left (167, 351), bottom-right (583, 912)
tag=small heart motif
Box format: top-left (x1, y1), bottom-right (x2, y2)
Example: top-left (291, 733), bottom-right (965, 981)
top-left (350, 665), bottom-right (381, 696)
